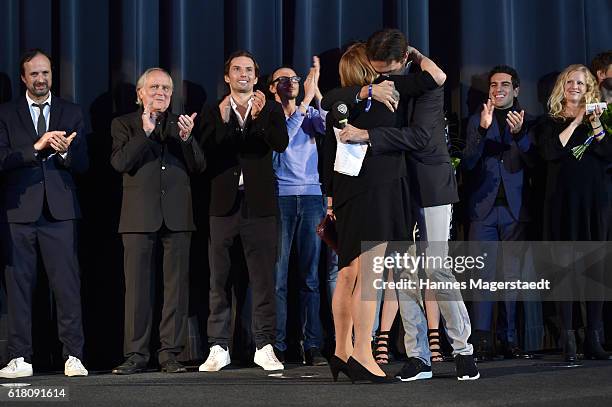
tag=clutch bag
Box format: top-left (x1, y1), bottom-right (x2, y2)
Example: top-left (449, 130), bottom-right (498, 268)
top-left (316, 214), bottom-right (338, 253)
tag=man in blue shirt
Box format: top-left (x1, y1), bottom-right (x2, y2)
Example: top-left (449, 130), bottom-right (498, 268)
top-left (268, 57), bottom-right (327, 365)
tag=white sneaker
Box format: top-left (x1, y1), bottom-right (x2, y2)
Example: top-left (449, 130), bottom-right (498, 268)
top-left (0, 357), bottom-right (33, 378)
top-left (254, 344), bottom-right (284, 371)
top-left (199, 345), bottom-right (231, 372)
top-left (64, 356), bottom-right (88, 377)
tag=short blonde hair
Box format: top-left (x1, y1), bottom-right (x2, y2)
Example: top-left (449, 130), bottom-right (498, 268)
top-left (135, 67), bottom-right (173, 105)
top-left (548, 64), bottom-right (600, 119)
top-left (339, 43), bottom-right (379, 87)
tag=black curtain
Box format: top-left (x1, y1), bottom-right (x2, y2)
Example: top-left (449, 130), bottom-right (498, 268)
top-left (0, 0), bottom-right (432, 126)
top-left (458, 0), bottom-right (611, 117)
top-left (1, 1), bottom-right (610, 121)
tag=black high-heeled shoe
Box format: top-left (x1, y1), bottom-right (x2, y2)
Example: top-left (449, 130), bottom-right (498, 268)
top-left (329, 355), bottom-right (351, 382)
top-left (562, 330), bottom-right (577, 363)
top-left (347, 357), bottom-right (396, 384)
top-left (584, 329), bottom-right (612, 360)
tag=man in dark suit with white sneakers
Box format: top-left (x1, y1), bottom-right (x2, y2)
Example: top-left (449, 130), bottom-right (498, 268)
top-left (0, 49), bottom-right (88, 378)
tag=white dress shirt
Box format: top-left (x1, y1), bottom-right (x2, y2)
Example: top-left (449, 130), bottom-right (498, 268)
top-left (229, 96), bottom-right (253, 188)
top-left (26, 92), bottom-right (68, 160)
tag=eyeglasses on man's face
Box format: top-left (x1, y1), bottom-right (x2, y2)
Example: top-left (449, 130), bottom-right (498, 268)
top-left (273, 76), bottom-right (301, 84)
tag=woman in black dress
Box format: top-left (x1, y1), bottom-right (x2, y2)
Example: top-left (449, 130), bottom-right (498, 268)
top-left (322, 43), bottom-right (439, 381)
top-left (536, 64), bottom-right (611, 362)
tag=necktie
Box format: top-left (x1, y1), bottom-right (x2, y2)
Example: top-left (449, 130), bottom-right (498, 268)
top-left (32, 103), bottom-right (48, 137)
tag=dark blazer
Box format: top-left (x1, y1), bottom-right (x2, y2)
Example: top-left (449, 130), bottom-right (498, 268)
top-left (202, 100), bottom-right (288, 217)
top-left (369, 87), bottom-right (459, 207)
top-left (111, 110), bottom-right (206, 233)
top-left (320, 71), bottom-right (456, 207)
top-left (0, 96), bottom-right (87, 223)
top-left (322, 107), bottom-right (408, 208)
top-left (463, 108), bottom-right (536, 222)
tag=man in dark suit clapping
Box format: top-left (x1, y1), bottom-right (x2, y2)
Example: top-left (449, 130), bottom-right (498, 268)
top-left (0, 49), bottom-right (88, 378)
top-left (464, 65), bottom-right (539, 361)
top-left (199, 51), bottom-right (288, 372)
top-left (110, 67), bottom-right (206, 375)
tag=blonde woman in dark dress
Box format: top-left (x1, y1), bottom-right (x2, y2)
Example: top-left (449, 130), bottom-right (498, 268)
top-left (536, 64), bottom-right (611, 362)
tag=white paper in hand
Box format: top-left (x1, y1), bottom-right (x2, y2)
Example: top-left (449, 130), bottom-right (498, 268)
top-left (333, 127), bottom-right (368, 176)
top-left (586, 102), bottom-right (608, 114)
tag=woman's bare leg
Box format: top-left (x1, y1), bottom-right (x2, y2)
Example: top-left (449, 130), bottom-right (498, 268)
top-left (332, 259), bottom-right (358, 361)
top-left (351, 243), bottom-right (387, 376)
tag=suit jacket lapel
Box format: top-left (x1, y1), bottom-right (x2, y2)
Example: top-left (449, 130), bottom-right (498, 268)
top-left (48, 98), bottom-right (62, 132)
top-left (17, 97), bottom-right (39, 142)
top-left (131, 111), bottom-right (142, 134)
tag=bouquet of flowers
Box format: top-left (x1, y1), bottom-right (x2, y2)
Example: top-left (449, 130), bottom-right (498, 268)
top-left (572, 103), bottom-right (612, 160)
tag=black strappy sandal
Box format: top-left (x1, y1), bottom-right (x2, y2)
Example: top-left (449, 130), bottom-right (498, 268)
top-left (373, 330), bottom-right (391, 364)
top-left (428, 328), bottom-right (444, 363)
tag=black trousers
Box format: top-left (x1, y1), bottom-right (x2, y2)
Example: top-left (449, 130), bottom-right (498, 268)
top-left (2, 213), bottom-right (84, 362)
top-left (121, 228), bottom-right (191, 364)
top-left (208, 194), bottom-right (277, 348)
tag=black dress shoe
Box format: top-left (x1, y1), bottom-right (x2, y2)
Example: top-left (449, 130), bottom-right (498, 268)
top-left (474, 346), bottom-right (494, 362)
top-left (562, 330), bottom-right (578, 363)
top-left (473, 330), bottom-right (495, 362)
top-left (584, 329), bottom-right (612, 360)
top-left (160, 360), bottom-right (187, 373)
top-left (304, 348), bottom-right (328, 366)
top-left (503, 342), bottom-right (530, 359)
top-left (112, 358), bottom-right (147, 375)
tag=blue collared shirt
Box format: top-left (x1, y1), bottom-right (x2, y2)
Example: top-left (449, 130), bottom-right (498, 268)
top-left (273, 103), bottom-right (327, 196)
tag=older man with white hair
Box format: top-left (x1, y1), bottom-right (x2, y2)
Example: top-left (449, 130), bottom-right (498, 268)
top-left (110, 67), bottom-right (206, 375)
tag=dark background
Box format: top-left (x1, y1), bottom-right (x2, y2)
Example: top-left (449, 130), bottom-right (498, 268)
top-left (0, 0), bottom-right (610, 371)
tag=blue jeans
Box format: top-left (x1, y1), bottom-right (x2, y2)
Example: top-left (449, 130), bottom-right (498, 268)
top-left (274, 195), bottom-right (325, 352)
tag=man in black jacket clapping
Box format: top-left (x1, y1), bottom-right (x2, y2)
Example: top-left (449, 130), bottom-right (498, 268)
top-left (199, 51), bottom-right (288, 373)
top-left (110, 67), bottom-right (205, 375)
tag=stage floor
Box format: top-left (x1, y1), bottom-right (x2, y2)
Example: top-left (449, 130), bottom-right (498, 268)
top-left (1, 356), bottom-right (612, 406)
